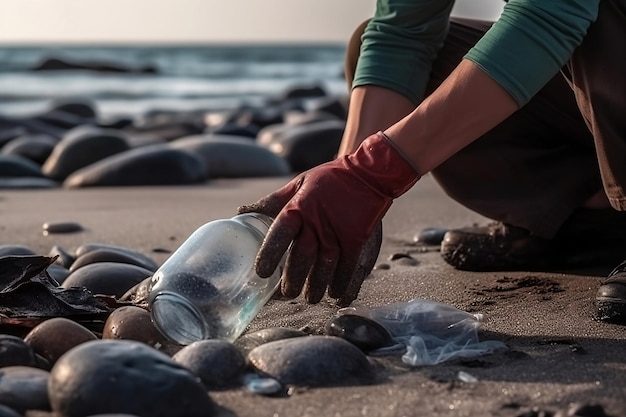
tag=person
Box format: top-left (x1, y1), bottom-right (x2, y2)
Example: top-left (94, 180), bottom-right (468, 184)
top-left (239, 0), bottom-right (626, 323)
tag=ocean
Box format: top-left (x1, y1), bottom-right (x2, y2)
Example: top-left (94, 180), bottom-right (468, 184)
top-left (0, 44), bottom-right (348, 121)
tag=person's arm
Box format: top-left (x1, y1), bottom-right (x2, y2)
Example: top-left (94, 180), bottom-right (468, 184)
top-left (384, 0), bottom-right (601, 173)
top-left (339, 0), bottom-right (456, 156)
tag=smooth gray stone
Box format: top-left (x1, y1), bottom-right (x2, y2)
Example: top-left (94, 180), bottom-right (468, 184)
top-left (0, 155), bottom-right (44, 177)
top-left (234, 327), bottom-right (308, 356)
top-left (0, 177), bottom-right (59, 189)
top-left (170, 134), bottom-right (290, 178)
top-left (248, 335), bottom-right (373, 387)
top-left (324, 314), bottom-right (393, 351)
top-left (42, 221), bottom-right (83, 235)
top-left (172, 340), bottom-right (246, 389)
top-left (0, 366), bottom-right (50, 413)
top-left (61, 262), bottom-right (153, 298)
top-left (0, 335), bottom-right (39, 368)
top-left (63, 145), bottom-right (206, 188)
top-left (275, 85), bottom-right (327, 101)
top-left (48, 340), bottom-right (214, 417)
top-left (258, 120), bottom-right (345, 172)
top-left (73, 243), bottom-right (158, 271)
top-left (0, 244), bottom-right (37, 257)
top-left (282, 110), bottom-right (341, 126)
top-left (47, 101), bottom-right (97, 119)
top-left (0, 134), bottom-right (57, 165)
top-left (413, 227), bottom-right (449, 246)
top-left (0, 404), bottom-right (21, 417)
top-left (70, 248), bottom-right (158, 273)
top-left (42, 126), bottom-right (130, 181)
top-left (48, 245), bottom-right (75, 268)
top-left (210, 123), bottom-right (259, 138)
top-left (46, 264), bottom-right (70, 285)
top-left (307, 96), bottom-right (348, 120)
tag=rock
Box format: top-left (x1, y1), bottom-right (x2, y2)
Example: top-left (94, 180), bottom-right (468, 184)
top-left (0, 366), bottom-right (50, 414)
top-left (172, 340), bottom-right (246, 389)
top-left (24, 318), bottom-right (97, 366)
top-left (0, 335), bottom-right (39, 368)
top-left (170, 134), bottom-right (290, 178)
top-left (0, 244), bottom-right (37, 257)
top-left (61, 263), bottom-right (153, 298)
top-left (210, 123), bottom-right (259, 138)
top-left (48, 340), bottom-right (214, 417)
top-left (42, 126), bottom-right (130, 181)
top-left (0, 404), bottom-right (21, 417)
top-left (234, 327), bottom-right (307, 356)
top-left (42, 221), bottom-right (83, 235)
top-left (46, 264), bottom-right (71, 285)
top-left (308, 96), bottom-right (348, 120)
top-left (70, 248), bottom-right (159, 273)
top-left (413, 227), bottom-right (449, 246)
top-left (73, 243), bottom-right (158, 271)
top-left (0, 134), bottom-right (57, 165)
top-left (102, 306), bottom-right (167, 348)
top-left (31, 57), bottom-right (157, 74)
top-left (276, 85), bottom-right (327, 101)
top-left (248, 335), bottom-right (373, 387)
top-left (63, 145), bottom-right (206, 188)
top-left (0, 177), bottom-right (59, 189)
top-left (324, 313), bottom-right (393, 351)
top-left (259, 120), bottom-right (345, 172)
top-left (48, 245), bottom-right (75, 268)
top-left (119, 277), bottom-right (152, 306)
top-left (0, 154), bottom-right (44, 177)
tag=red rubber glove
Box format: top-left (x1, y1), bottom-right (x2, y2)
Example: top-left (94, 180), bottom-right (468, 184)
top-left (238, 131), bottom-right (419, 305)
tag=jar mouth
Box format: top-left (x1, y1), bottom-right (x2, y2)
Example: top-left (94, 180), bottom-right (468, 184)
top-left (150, 292), bottom-right (206, 345)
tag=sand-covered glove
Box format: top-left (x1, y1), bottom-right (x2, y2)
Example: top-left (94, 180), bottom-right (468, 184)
top-left (238, 131), bottom-right (419, 305)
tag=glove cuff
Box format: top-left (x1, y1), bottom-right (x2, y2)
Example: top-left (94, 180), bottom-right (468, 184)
top-left (346, 131), bottom-right (420, 198)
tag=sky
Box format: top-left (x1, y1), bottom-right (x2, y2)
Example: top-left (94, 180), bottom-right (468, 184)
top-left (0, 0), bottom-right (504, 44)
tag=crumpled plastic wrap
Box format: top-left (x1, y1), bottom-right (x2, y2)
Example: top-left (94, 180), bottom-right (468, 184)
top-left (353, 299), bottom-right (507, 366)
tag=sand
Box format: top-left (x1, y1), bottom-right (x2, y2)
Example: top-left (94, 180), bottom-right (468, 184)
top-left (2, 175), bottom-right (626, 417)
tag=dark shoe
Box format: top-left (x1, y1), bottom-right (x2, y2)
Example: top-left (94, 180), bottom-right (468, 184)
top-left (441, 208), bottom-right (626, 272)
top-left (596, 260), bottom-right (626, 324)
top-left (440, 222), bottom-right (556, 271)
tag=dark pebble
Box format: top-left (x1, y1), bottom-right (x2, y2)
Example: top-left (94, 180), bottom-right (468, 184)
top-left (42, 221), bottom-right (83, 235)
top-left (172, 339), bottom-right (246, 389)
top-left (234, 327), bottom-right (308, 356)
top-left (48, 245), bottom-right (76, 268)
top-left (0, 335), bottom-right (39, 368)
top-left (413, 227), bottom-right (449, 246)
top-left (49, 340), bottom-right (214, 417)
top-left (388, 253), bottom-right (419, 266)
top-left (0, 244), bottom-right (37, 257)
top-left (0, 154), bottom-right (44, 177)
top-left (61, 262), bottom-right (153, 298)
top-left (324, 313), bottom-right (393, 351)
top-left (70, 248), bottom-right (158, 273)
top-left (248, 335), bottom-right (373, 387)
top-left (0, 404), bottom-right (21, 417)
top-left (24, 317), bottom-right (97, 365)
top-left (0, 366), bottom-right (50, 414)
top-left (119, 277), bottom-right (152, 306)
top-left (46, 263), bottom-right (71, 285)
top-left (556, 403), bottom-right (611, 417)
top-left (74, 243), bottom-right (159, 271)
top-left (373, 263), bottom-right (390, 271)
top-left (102, 306), bottom-right (171, 351)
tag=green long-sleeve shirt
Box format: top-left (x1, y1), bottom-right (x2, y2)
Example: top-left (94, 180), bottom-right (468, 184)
top-left (353, 0), bottom-right (601, 106)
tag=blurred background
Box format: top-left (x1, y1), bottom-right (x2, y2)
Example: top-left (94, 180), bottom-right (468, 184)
top-left (0, 0), bottom-right (504, 121)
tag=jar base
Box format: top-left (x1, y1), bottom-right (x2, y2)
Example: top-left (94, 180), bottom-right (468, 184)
top-left (150, 292), bottom-right (206, 345)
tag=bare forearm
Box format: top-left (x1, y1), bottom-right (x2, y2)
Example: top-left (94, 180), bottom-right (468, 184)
top-left (338, 86), bottom-right (415, 157)
top-left (384, 59), bottom-right (519, 175)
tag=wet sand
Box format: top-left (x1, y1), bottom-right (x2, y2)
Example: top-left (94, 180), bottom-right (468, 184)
top-left (3, 175), bottom-right (626, 417)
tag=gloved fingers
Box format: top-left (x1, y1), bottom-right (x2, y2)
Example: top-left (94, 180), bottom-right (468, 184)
top-left (327, 248), bottom-right (360, 300)
top-left (256, 208), bottom-right (301, 278)
top-left (303, 245), bottom-right (340, 304)
top-left (328, 221), bottom-right (383, 307)
top-left (237, 176), bottom-right (302, 218)
top-left (281, 227), bottom-right (318, 299)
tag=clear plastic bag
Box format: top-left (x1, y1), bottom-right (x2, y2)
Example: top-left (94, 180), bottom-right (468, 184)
top-left (351, 299), bottom-right (507, 366)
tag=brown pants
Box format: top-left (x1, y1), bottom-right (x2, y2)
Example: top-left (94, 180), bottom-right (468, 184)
top-left (345, 1), bottom-right (626, 238)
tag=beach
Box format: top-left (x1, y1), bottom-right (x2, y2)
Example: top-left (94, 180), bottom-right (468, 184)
top-left (2, 175), bottom-right (625, 417)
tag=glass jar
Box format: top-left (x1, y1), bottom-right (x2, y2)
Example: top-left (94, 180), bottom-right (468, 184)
top-left (148, 213), bottom-right (282, 345)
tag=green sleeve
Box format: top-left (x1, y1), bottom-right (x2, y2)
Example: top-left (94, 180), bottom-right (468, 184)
top-left (352, 0), bottom-right (455, 104)
top-left (465, 0), bottom-right (601, 106)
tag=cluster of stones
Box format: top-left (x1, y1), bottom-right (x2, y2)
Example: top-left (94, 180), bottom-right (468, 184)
top-left (0, 243), bottom-right (395, 416)
top-left (0, 85), bottom-right (348, 189)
